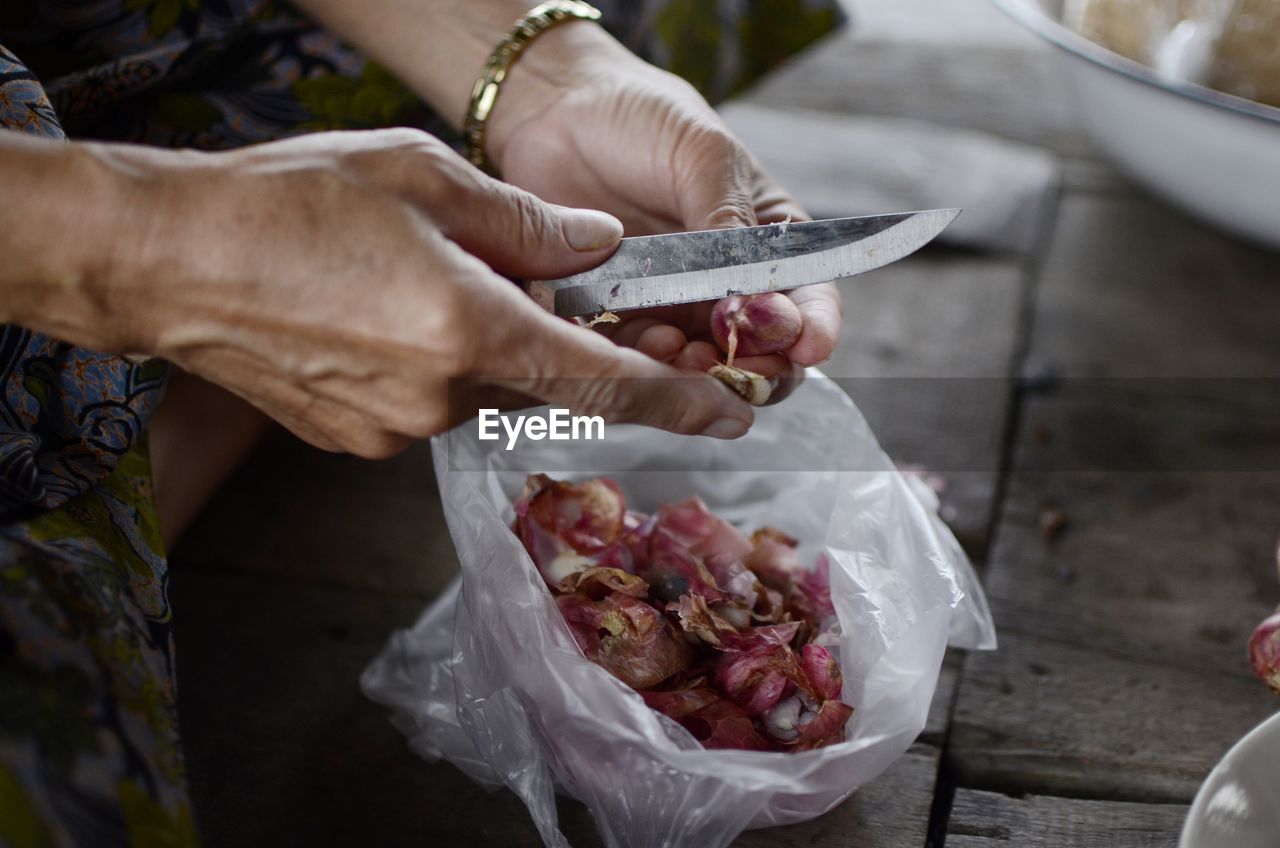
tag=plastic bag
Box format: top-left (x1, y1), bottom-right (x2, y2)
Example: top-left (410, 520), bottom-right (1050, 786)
top-left (361, 372), bottom-right (996, 848)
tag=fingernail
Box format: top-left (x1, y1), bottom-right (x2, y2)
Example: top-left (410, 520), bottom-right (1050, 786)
top-left (702, 417), bottom-right (750, 440)
top-left (562, 209), bottom-right (623, 251)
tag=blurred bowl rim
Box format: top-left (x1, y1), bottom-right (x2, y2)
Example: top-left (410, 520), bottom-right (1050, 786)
top-left (1178, 710), bottom-right (1280, 847)
top-left (990, 0), bottom-right (1280, 127)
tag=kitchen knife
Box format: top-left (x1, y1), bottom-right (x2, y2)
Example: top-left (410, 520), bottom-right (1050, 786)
top-left (528, 208), bottom-right (961, 318)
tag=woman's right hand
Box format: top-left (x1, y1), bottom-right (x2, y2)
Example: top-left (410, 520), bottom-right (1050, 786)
top-left (61, 129), bottom-right (755, 457)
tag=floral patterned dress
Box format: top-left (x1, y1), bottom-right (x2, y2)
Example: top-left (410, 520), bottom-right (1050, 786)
top-left (0, 1), bottom-right (843, 845)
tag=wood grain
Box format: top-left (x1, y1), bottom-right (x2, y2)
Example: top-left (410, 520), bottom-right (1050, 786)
top-left (741, 32), bottom-right (1090, 155)
top-left (946, 788), bottom-right (1188, 846)
top-left (1026, 193), bottom-right (1280, 380)
top-left (721, 103), bottom-right (1060, 253)
top-left (822, 250), bottom-right (1027, 553)
top-left (949, 630), bottom-right (1277, 803)
top-left (943, 179), bottom-right (1280, 805)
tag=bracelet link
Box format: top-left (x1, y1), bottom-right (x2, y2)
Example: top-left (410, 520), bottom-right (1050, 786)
top-left (462, 1), bottom-right (602, 173)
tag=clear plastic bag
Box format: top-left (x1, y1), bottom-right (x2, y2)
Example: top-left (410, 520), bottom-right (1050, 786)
top-left (361, 372), bottom-right (996, 848)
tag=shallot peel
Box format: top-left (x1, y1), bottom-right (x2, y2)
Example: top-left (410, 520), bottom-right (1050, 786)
top-left (708, 364), bottom-right (772, 406)
top-left (522, 474), bottom-right (854, 753)
top-left (711, 293), bottom-right (802, 363)
top-left (1249, 608), bottom-right (1280, 694)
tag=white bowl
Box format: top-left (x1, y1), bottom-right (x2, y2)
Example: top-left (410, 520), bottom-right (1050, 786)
top-left (991, 0), bottom-right (1280, 251)
top-left (1179, 710), bottom-right (1280, 848)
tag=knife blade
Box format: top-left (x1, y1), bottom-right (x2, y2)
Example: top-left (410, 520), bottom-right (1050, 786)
top-left (528, 209), bottom-right (960, 318)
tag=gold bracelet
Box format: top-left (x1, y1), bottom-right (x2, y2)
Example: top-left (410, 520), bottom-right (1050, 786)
top-left (462, 1), bottom-right (602, 172)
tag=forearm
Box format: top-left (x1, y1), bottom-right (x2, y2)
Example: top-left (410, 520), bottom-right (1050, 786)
top-left (286, 0), bottom-right (611, 132)
top-left (0, 133), bottom-right (127, 345)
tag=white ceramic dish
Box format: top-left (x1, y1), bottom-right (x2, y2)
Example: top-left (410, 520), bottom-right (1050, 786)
top-left (1179, 710), bottom-right (1280, 848)
top-left (991, 0), bottom-right (1280, 251)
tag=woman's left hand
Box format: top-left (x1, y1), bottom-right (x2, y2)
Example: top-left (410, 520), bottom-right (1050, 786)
top-left (485, 21), bottom-right (842, 399)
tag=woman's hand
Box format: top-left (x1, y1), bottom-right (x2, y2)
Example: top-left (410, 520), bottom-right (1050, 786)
top-left (484, 22), bottom-right (843, 395)
top-left (33, 129), bottom-right (756, 457)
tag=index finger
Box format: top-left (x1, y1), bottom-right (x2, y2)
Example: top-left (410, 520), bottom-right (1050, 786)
top-left (466, 272), bottom-right (756, 439)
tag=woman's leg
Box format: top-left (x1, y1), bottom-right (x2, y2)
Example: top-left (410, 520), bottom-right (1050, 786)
top-left (148, 372), bottom-right (271, 547)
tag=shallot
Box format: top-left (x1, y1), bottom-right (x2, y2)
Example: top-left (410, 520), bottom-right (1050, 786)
top-left (514, 474), bottom-right (854, 753)
top-left (1249, 608), bottom-right (1280, 694)
top-left (710, 293), bottom-right (802, 363)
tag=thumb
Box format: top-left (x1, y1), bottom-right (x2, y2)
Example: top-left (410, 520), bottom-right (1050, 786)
top-left (478, 292), bottom-right (755, 439)
top-left (440, 171), bottom-right (623, 279)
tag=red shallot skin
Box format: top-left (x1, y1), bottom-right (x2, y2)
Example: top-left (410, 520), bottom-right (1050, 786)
top-left (713, 639), bottom-right (804, 716)
top-left (789, 553), bottom-right (837, 625)
top-left (792, 700), bottom-right (855, 750)
top-left (653, 498), bottom-right (753, 575)
top-left (556, 593), bottom-right (691, 690)
top-left (710, 293), bottom-right (803, 360)
top-left (1249, 608), bottom-right (1280, 693)
top-left (652, 498), bottom-right (761, 608)
top-left (667, 593), bottom-right (738, 647)
top-left (720, 621), bottom-right (802, 653)
top-left (518, 474), bottom-right (858, 753)
top-left (642, 685), bottom-right (770, 749)
top-left (802, 643), bottom-right (844, 702)
top-left (516, 512), bottom-right (591, 588)
top-left (679, 699), bottom-right (772, 751)
top-left (641, 686), bottom-right (721, 719)
top-left (558, 566), bottom-right (650, 600)
top-left (640, 546), bottom-right (728, 605)
top-left (516, 476), bottom-right (642, 586)
top-left (745, 527), bottom-right (804, 593)
top-left (526, 475), bottom-right (627, 552)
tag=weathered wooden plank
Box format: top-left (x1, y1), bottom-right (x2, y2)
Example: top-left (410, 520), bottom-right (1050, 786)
top-left (1027, 193), bottom-right (1280, 379)
top-left (981, 180), bottom-right (1280, 676)
top-left (922, 651), bottom-right (964, 747)
top-left (741, 32), bottom-right (1089, 156)
top-left (984, 464), bottom-right (1280, 677)
top-left (821, 250), bottom-right (1026, 553)
top-left (173, 436), bottom-right (457, 597)
top-left (949, 630), bottom-right (1276, 803)
top-left (946, 788), bottom-right (1188, 847)
top-left (944, 177), bottom-right (1280, 801)
top-left (735, 745), bottom-right (939, 848)
top-left (170, 568), bottom-right (945, 847)
top-left (555, 745), bottom-right (941, 848)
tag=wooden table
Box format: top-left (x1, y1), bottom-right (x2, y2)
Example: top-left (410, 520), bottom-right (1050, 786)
top-left (169, 2), bottom-right (1280, 844)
